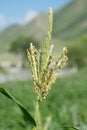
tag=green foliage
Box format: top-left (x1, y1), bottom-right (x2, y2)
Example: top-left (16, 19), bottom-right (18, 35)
top-left (9, 36), bottom-right (40, 68)
top-left (0, 66), bottom-right (8, 73)
top-left (68, 37), bottom-right (87, 68)
top-left (9, 36), bottom-right (40, 55)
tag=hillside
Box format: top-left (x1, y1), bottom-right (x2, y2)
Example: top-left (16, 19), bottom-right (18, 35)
top-left (0, 13), bottom-right (48, 53)
top-left (0, 0), bottom-right (87, 53)
top-left (0, 24), bottom-right (22, 52)
top-left (53, 0), bottom-right (87, 40)
top-left (23, 13), bottom-right (48, 40)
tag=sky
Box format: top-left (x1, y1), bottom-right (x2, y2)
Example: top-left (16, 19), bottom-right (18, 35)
top-left (0, 0), bottom-right (70, 31)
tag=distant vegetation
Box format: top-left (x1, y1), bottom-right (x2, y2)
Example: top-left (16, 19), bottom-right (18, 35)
top-left (0, 66), bottom-right (8, 73)
top-left (9, 36), bottom-right (40, 67)
top-left (68, 36), bottom-right (87, 68)
top-left (0, 67), bottom-right (87, 130)
top-left (10, 36), bottom-right (40, 55)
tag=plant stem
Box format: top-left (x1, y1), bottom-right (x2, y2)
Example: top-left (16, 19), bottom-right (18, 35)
top-left (35, 100), bottom-right (39, 123)
top-left (32, 99), bottom-right (39, 130)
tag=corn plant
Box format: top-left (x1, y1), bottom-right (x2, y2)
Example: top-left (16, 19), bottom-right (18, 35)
top-left (0, 7), bottom-right (73, 130)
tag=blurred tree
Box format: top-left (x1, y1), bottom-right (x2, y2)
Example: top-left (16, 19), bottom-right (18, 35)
top-left (68, 36), bottom-right (87, 68)
top-left (10, 36), bottom-right (40, 68)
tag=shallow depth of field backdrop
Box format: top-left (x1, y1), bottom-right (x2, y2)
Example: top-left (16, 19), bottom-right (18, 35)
top-left (0, 0), bottom-right (87, 130)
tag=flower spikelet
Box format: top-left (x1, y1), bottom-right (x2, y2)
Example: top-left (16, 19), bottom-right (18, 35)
top-left (27, 8), bottom-right (68, 101)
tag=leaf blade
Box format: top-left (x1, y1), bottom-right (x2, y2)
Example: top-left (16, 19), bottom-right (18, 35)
top-left (0, 87), bottom-right (36, 127)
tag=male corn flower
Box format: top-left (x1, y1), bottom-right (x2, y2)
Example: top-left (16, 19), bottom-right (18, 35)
top-left (27, 7), bottom-right (68, 102)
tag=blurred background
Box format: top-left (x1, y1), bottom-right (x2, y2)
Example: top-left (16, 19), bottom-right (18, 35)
top-left (0, 0), bottom-right (87, 130)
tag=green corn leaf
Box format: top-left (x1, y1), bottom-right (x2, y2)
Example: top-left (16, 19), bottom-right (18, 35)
top-left (62, 125), bottom-right (79, 130)
top-left (0, 87), bottom-right (36, 128)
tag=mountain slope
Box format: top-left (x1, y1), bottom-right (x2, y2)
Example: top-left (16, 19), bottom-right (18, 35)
top-left (23, 13), bottom-right (48, 40)
top-left (0, 13), bottom-right (48, 53)
top-left (0, 24), bottom-right (22, 52)
top-left (53, 0), bottom-right (87, 40)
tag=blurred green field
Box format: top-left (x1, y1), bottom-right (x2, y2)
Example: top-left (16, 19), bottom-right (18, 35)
top-left (0, 67), bottom-right (87, 130)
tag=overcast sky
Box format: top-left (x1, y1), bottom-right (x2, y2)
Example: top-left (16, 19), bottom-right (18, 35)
top-left (0, 0), bottom-right (70, 31)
